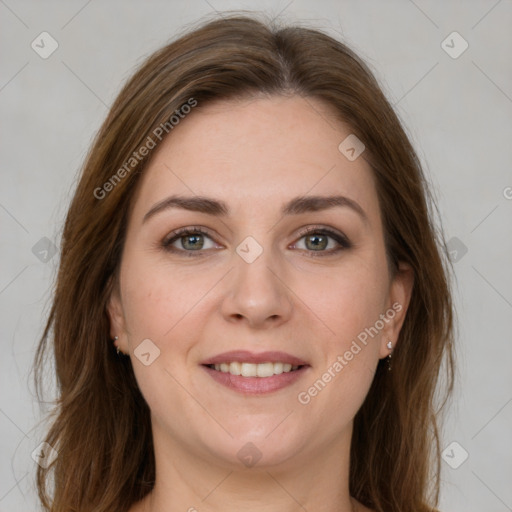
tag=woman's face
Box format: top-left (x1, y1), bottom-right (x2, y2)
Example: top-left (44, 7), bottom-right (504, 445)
top-left (108, 95), bottom-right (412, 471)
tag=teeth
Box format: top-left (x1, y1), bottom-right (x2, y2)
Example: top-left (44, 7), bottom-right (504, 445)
top-left (212, 362), bottom-right (301, 377)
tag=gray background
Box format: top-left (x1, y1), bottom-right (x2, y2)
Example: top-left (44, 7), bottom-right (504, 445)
top-left (1, 1), bottom-right (511, 511)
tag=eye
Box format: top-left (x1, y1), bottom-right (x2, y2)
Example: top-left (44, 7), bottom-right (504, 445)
top-left (162, 226), bottom-right (220, 255)
top-left (161, 225), bottom-right (351, 257)
top-left (291, 226), bottom-right (351, 257)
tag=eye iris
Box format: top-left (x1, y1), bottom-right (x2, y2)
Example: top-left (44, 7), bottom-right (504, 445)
top-left (306, 234), bottom-right (327, 251)
top-left (182, 234), bottom-right (204, 250)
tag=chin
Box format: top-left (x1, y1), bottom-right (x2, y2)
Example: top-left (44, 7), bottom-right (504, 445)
top-left (199, 423), bottom-right (307, 471)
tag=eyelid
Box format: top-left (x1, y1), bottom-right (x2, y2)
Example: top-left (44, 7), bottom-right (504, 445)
top-left (162, 226), bottom-right (220, 252)
top-left (161, 224), bottom-right (351, 256)
top-left (294, 225), bottom-right (351, 246)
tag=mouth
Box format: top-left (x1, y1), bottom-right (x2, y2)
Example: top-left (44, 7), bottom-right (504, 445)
top-left (201, 350), bottom-right (311, 395)
top-left (204, 361), bottom-right (305, 377)
top-left (200, 350), bottom-right (310, 394)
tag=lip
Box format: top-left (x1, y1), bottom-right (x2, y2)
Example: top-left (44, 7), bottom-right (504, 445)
top-left (201, 364), bottom-right (310, 394)
top-left (201, 350), bottom-right (308, 366)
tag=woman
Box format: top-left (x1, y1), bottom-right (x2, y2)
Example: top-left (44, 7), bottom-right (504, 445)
top-left (34, 13), bottom-right (455, 512)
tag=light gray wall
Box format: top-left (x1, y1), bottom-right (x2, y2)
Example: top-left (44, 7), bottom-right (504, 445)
top-left (1, 1), bottom-right (511, 511)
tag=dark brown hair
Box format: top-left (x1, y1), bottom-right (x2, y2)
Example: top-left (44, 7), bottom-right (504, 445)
top-left (34, 13), bottom-right (454, 512)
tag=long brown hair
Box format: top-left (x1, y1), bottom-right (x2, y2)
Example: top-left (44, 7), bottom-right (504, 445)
top-left (34, 12), bottom-right (455, 512)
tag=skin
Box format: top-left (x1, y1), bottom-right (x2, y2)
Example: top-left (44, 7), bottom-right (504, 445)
top-left (108, 95), bottom-right (413, 512)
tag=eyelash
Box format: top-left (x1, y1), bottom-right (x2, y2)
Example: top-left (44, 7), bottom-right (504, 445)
top-left (161, 225), bottom-right (351, 258)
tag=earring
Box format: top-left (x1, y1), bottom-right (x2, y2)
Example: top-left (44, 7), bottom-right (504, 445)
top-left (113, 336), bottom-right (121, 355)
top-left (386, 340), bottom-right (393, 371)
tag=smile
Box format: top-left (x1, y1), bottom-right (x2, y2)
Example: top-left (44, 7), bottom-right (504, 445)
top-left (207, 362), bottom-right (303, 377)
top-left (202, 363), bottom-right (309, 394)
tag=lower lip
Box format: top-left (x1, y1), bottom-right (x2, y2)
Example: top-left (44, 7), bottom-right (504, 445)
top-left (201, 365), bottom-right (309, 394)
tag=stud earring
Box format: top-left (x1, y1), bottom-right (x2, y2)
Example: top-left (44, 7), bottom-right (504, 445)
top-left (386, 340), bottom-right (393, 371)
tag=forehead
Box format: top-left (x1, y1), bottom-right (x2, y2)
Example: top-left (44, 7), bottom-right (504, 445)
top-left (130, 95), bottom-right (379, 222)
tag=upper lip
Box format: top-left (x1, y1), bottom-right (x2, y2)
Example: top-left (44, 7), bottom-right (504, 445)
top-left (201, 350), bottom-right (308, 366)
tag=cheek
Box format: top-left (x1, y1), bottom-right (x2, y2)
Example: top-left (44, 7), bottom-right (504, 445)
top-left (295, 278), bottom-right (383, 431)
top-left (292, 253), bottom-right (388, 411)
top-left (296, 256), bottom-right (389, 346)
top-left (118, 257), bottom-right (201, 421)
top-left (120, 250), bottom-right (210, 342)
top-left (122, 278), bottom-right (171, 342)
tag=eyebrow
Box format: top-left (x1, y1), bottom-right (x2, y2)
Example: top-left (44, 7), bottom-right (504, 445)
top-left (143, 194), bottom-right (368, 224)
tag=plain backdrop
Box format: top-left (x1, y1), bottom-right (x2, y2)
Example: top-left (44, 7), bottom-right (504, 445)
top-left (1, 1), bottom-right (511, 511)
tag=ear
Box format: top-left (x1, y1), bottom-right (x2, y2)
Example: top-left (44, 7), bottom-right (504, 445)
top-left (106, 277), bottom-right (129, 354)
top-left (379, 261), bottom-right (414, 358)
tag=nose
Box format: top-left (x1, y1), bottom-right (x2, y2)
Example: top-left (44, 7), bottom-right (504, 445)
top-left (220, 244), bottom-right (293, 330)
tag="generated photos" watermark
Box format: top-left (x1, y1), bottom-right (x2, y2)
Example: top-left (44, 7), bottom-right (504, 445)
top-left (94, 97), bottom-right (197, 200)
top-left (297, 302), bottom-right (402, 405)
